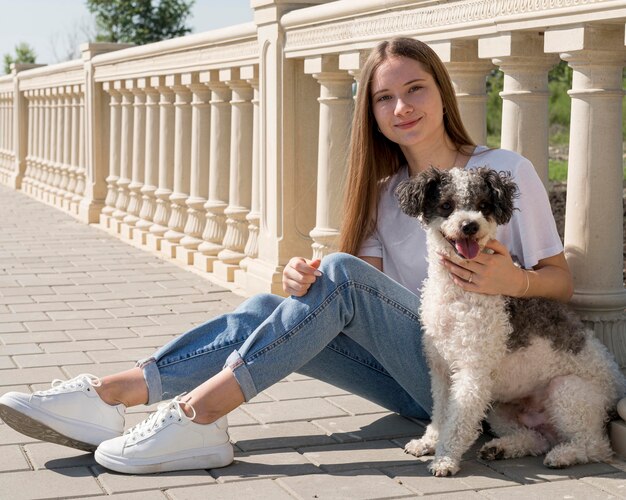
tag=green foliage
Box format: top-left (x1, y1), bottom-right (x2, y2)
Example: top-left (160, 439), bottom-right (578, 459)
top-left (86, 0), bottom-right (195, 45)
top-left (3, 42), bottom-right (36, 75)
top-left (485, 69), bottom-right (503, 138)
top-left (548, 61), bottom-right (572, 128)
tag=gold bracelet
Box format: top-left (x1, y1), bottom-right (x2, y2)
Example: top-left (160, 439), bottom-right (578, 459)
top-left (521, 269), bottom-right (530, 297)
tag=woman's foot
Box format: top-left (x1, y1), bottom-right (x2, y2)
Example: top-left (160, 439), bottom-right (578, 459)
top-left (0, 374), bottom-right (126, 451)
top-left (95, 395), bottom-right (233, 474)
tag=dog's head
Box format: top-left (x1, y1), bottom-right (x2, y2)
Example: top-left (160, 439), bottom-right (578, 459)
top-left (395, 166), bottom-right (518, 260)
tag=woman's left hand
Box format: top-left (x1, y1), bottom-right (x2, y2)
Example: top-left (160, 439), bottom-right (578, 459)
top-left (440, 239), bottom-right (526, 296)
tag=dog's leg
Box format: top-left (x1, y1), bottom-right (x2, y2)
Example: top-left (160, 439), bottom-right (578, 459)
top-left (429, 368), bottom-right (493, 477)
top-left (405, 356), bottom-right (449, 457)
top-left (543, 375), bottom-right (613, 468)
top-left (479, 403), bottom-right (550, 460)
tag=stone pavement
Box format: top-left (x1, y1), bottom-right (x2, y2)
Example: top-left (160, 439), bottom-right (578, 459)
top-left (1, 184), bottom-right (626, 500)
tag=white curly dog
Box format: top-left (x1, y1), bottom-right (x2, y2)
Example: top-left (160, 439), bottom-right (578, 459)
top-left (395, 166), bottom-right (625, 477)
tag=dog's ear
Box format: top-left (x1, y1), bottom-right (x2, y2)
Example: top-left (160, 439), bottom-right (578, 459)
top-left (480, 168), bottom-right (519, 225)
top-left (395, 167), bottom-right (444, 221)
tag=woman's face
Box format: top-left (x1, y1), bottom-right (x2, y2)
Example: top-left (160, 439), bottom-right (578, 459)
top-left (370, 56), bottom-right (446, 151)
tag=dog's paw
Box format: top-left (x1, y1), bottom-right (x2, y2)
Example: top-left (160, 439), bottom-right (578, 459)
top-left (428, 456), bottom-right (460, 477)
top-left (478, 443), bottom-right (507, 461)
top-left (404, 438), bottom-right (435, 457)
top-left (543, 446), bottom-right (578, 469)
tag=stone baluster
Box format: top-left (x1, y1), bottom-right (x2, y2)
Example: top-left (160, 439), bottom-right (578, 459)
top-left (100, 83), bottom-right (121, 228)
top-left (146, 78), bottom-right (175, 251)
top-left (177, 73), bottom-right (211, 265)
top-left (234, 65), bottom-right (260, 289)
top-left (23, 91), bottom-right (35, 191)
top-left (430, 40), bottom-right (493, 147)
top-left (214, 70), bottom-right (254, 282)
top-left (32, 90), bottom-right (46, 197)
top-left (545, 23), bottom-right (626, 360)
top-left (50, 87), bottom-right (66, 205)
top-left (133, 79), bottom-right (160, 246)
top-left (42, 88), bottom-right (59, 203)
top-left (64, 86), bottom-right (80, 211)
top-left (111, 81), bottom-right (134, 232)
top-left (121, 81), bottom-right (147, 241)
top-left (195, 72), bottom-right (231, 272)
top-left (305, 55), bottom-right (354, 259)
top-left (161, 75), bottom-right (192, 258)
top-left (479, 32), bottom-right (558, 186)
top-left (73, 89), bottom-right (86, 213)
top-left (59, 87), bottom-right (73, 209)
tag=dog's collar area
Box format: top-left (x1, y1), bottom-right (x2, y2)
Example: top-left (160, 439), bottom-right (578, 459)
top-left (442, 232), bottom-right (480, 260)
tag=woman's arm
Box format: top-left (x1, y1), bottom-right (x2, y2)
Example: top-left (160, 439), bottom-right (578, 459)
top-left (360, 256), bottom-right (383, 272)
top-left (442, 240), bottom-right (574, 303)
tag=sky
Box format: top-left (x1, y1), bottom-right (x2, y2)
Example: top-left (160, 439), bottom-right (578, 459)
top-left (0, 0), bottom-right (254, 68)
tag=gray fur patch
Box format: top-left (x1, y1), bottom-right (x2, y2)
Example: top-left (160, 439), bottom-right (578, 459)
top-left (505, 298), bottom-right (586, 354)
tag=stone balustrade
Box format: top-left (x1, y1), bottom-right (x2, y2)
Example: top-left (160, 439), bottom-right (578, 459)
top-left (0, 0), bottom-right (625, 447)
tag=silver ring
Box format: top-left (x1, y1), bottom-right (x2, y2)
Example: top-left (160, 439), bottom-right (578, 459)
top-left (468, 272), bottom-right (473, 284)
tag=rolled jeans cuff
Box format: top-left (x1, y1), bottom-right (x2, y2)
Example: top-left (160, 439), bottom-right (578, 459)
top-left (137, 357), bottom-right (162, 406)
top-left (225, 350), bottom-right (258, 402)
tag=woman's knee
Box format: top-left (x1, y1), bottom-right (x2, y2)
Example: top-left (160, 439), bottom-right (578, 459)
top-left (238, 293), bottom-right (284, 314)
top-left (319, 252), bottom-right (371, 279)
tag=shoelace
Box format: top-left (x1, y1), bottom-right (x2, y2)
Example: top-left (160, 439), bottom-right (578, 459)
top-left (33, 373), bottom-right (101, 397)
top-left (124, 395), bottom-right (196, 441)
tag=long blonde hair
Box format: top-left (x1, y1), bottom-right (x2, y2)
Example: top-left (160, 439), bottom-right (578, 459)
top-left (339, 37), bottom-right (476, 255)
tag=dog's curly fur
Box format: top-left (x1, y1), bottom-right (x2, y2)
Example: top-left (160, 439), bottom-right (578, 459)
top-left (396, 166), bottom-right (626, 477)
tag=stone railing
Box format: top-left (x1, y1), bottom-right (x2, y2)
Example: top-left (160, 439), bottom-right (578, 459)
top-left (1, 0), bottom-right (625, 413)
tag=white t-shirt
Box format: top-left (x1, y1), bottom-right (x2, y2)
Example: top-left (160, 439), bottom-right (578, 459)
top-left (358, 147), bottom-right (564, 296)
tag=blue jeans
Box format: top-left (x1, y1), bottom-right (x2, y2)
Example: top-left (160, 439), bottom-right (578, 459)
top-left (139, 253), bottom-right (432, 419)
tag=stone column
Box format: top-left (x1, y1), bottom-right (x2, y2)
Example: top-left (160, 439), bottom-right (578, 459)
top-left (176, 73), bottom-right (211, 265)
top-left (111, 81), bottom-right (134, 232)
top-left (194, 72), bottom-right (231, 272)
top-left (59, 87), bottom-right (73, 209)
top-left (133, 79), bottom-right (160, 246)
top-left (479, 33), bottom-right (558, 187)
top-left (431, 40), bottom-right (494, 148)
top-left (101, 84), bottom-right (121, 228)
top-left (121, 81), bottom-right (146, 241)
top-left (234, 65), bottom-right (260, 289)
top-left (146, 78), bottom-right (175, 252)
top-left (246, 0), bottom-right (323, 295)
top-left (305, 55), bottom-right (354, 259)
top-left (22, 91), bottom-right (34, 191)
top-left (214, 71), bottom-right (254, 282)
top-left (33, 89), bottom-right (48, 197)
top-left (51, 87), bottom-right (67, 205)
top-left (161, 75), bottom-right (192, 258)
top-left (73, 89), bottom-right (86, 214)
top-left (65, 86), bottom-right (81, 212)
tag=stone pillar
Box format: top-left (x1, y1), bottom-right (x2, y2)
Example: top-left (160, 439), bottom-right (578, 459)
top-left (234, 65), bottom-right (260, 289)
top-left (133, 79), bottom-right (160, 246)
top-left (176, 74), bottom-right (211, 265)
top-left (111, 81), bottom-right (134, 232)
top-left (121, 81), bottom-right (147, 241)
top-left (214, 71), bottom-right (254, 282)
top-left (545, 23), bottom-right (626, 361)
top-left (431, 40), bottom-right (494, 147)
top-left (479, 33), bottom-right (558, 187)
top-left (146, 78), bottom-right (175, 251)
top-left (304, 55), bottom-right (353, 259)
top-left (161, 75), bottom-right (192, 258)
top-left (195, 72), bottom-right (231, 272)
top-left (101, 83), bottom-right (121, 227)
top-left (246, 0), bottom-right (323, 295)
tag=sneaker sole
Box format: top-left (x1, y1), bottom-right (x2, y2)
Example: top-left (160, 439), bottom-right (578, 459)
top-left (95, 442), bottom-right (234, 474)
top-left (0, 403), bottom-right (97, 452)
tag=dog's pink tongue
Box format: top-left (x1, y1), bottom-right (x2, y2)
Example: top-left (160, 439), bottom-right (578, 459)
top-left (455, 238), bottom-right (480, 260)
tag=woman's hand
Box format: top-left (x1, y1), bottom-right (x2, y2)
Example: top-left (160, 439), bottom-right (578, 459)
top-left (440, 239), bottom-right (526, 297)
top-left (282, 257), bottom-right (322, 297)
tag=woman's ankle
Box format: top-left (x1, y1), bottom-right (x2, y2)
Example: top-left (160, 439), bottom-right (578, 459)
top-left (96, 368), bottom-right (149, 408)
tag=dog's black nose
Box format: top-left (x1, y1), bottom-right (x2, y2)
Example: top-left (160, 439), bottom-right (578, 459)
top-left (461, 221), bottom-right (479, 236)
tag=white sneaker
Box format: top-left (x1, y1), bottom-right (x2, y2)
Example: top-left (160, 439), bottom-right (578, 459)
top-left (95, 395), bottom-right (233, 474)
top-left (0, 374), bottom-right (125, 451)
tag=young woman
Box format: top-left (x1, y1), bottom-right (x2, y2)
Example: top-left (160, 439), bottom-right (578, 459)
top-left (0, 38), bottom-right (573, 474)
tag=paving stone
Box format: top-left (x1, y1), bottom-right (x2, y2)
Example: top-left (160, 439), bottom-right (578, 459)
top-left (91, 491), bottom-right (168, 499)
top-left (68, 299), bottom-right (128, 310)
top-left (130, 324), bottom-right (199, 337)
top-left (277, 469), bottom-right (416, 499)
top-left (227, 407), bottom-right (261, 427)
top-left (87, 348), bottom-right (155, 363)
top-left (147, 312), bottom-right (214, 325)
top-left (32, 293), bottom-right (93, 302)
top-left (24, 442), bottom-right (96, 470)
top-left (313, 413), bottom-right (423, 443)
top-left (64, 362), bottom-right (136, 378)
top-left (47, 309), bottom-right (113, 320)
top-left (0, 312), bottom-right (48, 323)
top-left (0, 323), bottom-right (27, 334)
top-left (0, 467), bottom-right (104, 499)
top-left (242, 398), bottom-right (348, 424)
top-left (94, 465), bottom-right (215, 494)
top-left (300, 440), bottom-right (420, 473)
top-left (230, 421), bottom-right (336, 452)
top-left (69, 327), bottom-right (137, 341)
top-left (0, 357), bottom-right (16, 369)
top-left (582, 472), bottom-right (626, 498)
top-left (0, 343), bottom-right (42, 356)
top-left (263, 379), bottom-right (349, 401)
top-left (383, 460), bottom-right (522, 495)
top-left (107, 305), bottom-right (177, 318)
top-left (481, 478), bottom-right (619, 499)
top-left (0, 366), bottom-right (66, 386)
top-left (0, 422), bottom-right (39, 446)
top-left (109, 335), bottom-right (176, 350)
top-left (212, 448), bottom-right (320, 482)
top-left (0, 331), bottom-right (71, 344)
top-left (325, 394), bottom-right (390, 415)
top-left (25, 319), bottom-right (92, 332)
top-left (88, 317), bottom-right (158, 329)
top-left (40, 340), bottom-right (115, 353)
top-left (9, 302), bottom-right (71, 313)
top-left (168, 478), bottom-right (296, 499)
top-left (1, 286), bottom-right (55, 297)
top-left (14, 352), bottom-right (92, 368)
top-left (0, 445), bottom-right (30, 472)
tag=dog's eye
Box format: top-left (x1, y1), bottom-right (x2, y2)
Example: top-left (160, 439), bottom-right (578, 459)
top-left (439, 201), bottom-right (454, 215)
top-left (478, 201), bottom-right (491, 213)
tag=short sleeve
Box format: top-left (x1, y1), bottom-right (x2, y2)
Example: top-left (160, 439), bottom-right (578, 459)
top-left (358, 229), bottom-right (383, 259)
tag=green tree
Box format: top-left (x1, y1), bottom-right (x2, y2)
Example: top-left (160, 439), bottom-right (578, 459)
top-left (3, 42), bottom-right (37, 75)
top-left (86, 0), bottom-right (195, 46)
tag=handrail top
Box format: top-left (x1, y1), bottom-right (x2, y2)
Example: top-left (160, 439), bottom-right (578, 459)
top-left (13, 59), bottom-right (83, 81)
